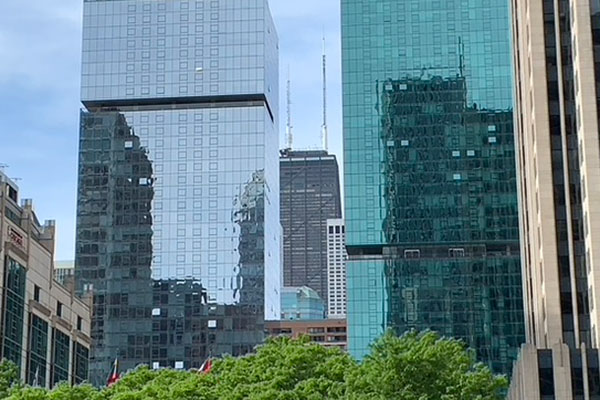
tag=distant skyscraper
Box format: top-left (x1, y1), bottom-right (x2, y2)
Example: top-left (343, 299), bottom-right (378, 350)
top-left (54, 260), bottom-right (74, 287)
top-left (75, 0), bottom-right (280, 384)
top-left (509, 1), bottom-right (600, 398)
top-left (341, 0), bottom-right (525, 374)
top-left (327, 219), bottom-right (347, 318)
top-left (280, 149), bottom-right (342, 305)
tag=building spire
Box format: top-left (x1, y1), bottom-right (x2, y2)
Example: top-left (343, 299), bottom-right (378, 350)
top-left (286, 65), bottom-right (293, 149)
top-left (321, 34), bottom-right (328, 152)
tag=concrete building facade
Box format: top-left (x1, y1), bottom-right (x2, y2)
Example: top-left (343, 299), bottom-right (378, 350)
top-left (280, 150), bottom-right (342, 305)
top-left (327, 219), bottom-right (346, 318)
top-left (0, 171), bottom-right (91, 387)
top-left (509, 0), bottom-right (600, 398)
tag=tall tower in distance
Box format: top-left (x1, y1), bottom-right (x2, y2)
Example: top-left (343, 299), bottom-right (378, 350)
top-left (341, 0), bottom-right (525, 375)
top-left (75, 0), bottom-right (280, 384)
top-left (509, 0), bottom-right (600, 398)
top-left (279, 150), bottom-right (342, 307)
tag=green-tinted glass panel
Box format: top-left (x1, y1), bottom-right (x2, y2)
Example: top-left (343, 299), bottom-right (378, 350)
top-left (73, 342), bottom-right (89, 385)
top-left (28, 314), bottom-right (48, 386)
top-left (52, 329), bottom-right (70, 386)
top-left (2, 257), bottom-right (26, 371)
top-left (342, 0), bottom-right (525, 375)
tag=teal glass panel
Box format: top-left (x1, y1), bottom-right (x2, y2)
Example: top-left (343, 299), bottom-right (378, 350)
top-left (342, 0), bottom-right (525, 374)
top-left (346, 259), bottom-right (386, 358)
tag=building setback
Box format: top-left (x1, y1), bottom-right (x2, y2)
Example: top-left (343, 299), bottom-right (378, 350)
top-left (341, 0), bottom-right (525, 375)
top-left (0, 171), bottom-right (91, 387)
top-left (280, 150), bottom-right (342, 304)
top-left (327, 219), bottom-right (347, 318)
top-left (509, 0), bottom-right (600, 398)
top-left (280, 286), bottom-right (325, 321)
top-left (75, 0), bottom-right (280, 384)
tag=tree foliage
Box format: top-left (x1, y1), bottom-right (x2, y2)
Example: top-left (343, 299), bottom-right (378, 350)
top-left (346, 331), bottom-right (507, 400)
top-left (0, 360), bottom-right (20, 399)
top-left (212, 335), bottom-right (354, 400)
top-left (2, 331), bottom-right (507, 400)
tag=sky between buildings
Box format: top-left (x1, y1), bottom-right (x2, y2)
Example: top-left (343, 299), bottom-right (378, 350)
top-left (0, 0), bottom-right (343, 260)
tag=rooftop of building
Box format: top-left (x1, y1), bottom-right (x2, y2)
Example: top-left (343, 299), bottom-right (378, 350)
top-left (281, 286), bottom-right (323, 299)
top-left (1, 169), bottom-right (90, 312)
top-left (266, 318), bottom-right (346, 327)
top-left (1, 169), bottom-right (56, 253)
top-left (279, 148), bottom-right (337, 161)
top-left (55, 260), bottom-right (75, 270)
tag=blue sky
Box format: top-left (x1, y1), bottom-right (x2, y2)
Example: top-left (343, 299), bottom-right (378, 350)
top-left (0, 1), bottom-right (343, 260)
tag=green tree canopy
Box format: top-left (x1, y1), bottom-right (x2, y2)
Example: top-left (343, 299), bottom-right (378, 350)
top-left (346, 330), bottom-right (507, 400)
top-left (3, 331), bottom-right (507, 400)
top-left (0, 360), bottom-right (20, 399)
top-left (212, 335), bottom-right (354, 400)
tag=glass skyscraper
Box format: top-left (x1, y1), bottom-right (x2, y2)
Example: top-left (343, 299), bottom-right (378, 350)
top-left (342, 0), bottom-right (525, 374)
top-left (75, 0), bottom-right (280, 384)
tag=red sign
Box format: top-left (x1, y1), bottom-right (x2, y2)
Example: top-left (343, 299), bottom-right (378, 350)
top-left (8, 227), bottom-right (24, 248)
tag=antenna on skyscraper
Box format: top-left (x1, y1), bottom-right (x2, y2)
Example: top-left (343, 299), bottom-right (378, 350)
top-left (286, 65), bottom-right (293, 149)
top-left (458, 36), bottom-right (465, 77)
top-left (321, 34), bottom-right (328, 152)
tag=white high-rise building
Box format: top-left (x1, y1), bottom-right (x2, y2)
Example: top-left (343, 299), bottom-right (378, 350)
top-left (327, 219), bottom-right (346, 318)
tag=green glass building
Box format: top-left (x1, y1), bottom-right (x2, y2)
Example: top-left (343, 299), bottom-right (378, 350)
top-left (342, 0), bottom-right (525, 374)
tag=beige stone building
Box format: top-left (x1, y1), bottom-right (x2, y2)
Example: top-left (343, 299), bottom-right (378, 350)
top-left (510, 0), bottom-right (600, 398)
top-left (0, 171), bottom-right (91, 387)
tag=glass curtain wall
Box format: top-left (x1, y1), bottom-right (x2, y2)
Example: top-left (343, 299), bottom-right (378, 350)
top-left (342, 0), bottom-right (525, 374)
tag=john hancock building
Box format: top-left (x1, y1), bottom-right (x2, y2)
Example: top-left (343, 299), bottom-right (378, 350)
top-left (342, 0), bottom-right (525, 374)
top-left (75, 0), bottom-right (280, 384)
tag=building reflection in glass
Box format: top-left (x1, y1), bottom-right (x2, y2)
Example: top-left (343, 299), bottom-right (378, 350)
top-left (76, 0), bottom-right (280, 385)
top-left (378, 75), bottom-right (524, 374)
top-left (76, 107), bottom-right (278, 385)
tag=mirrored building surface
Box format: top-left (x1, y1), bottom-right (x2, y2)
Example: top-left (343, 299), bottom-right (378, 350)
top-left (341, 0), bottom-right (525, 374)
top-left (76, 0), bottom-right (279, 384)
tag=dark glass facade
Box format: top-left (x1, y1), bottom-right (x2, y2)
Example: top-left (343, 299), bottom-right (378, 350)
top-left (27, 314), bottom-right (48, 386)
top-left (51, 328), bottom-right (71, 386)
top-left (342, 0), bottom-right (524, 374)
top-left (76, 0), bottom-right (280, 384)
top-left (280, 150), bottom-right (342, 304)
top-left (2, 257), bottom-right (26, 371)
top-left (538, 350), bottom-right (554, 399)
top-left (592, 4), bottom-right (600, 137)
top-left (73, 342), bottom-right (90, 385)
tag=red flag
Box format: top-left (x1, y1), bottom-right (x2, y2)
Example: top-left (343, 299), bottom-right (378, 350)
top-left (199, 358), bottom-right (212, 374)
top-left (107, 358), bottom-right (120, 387)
